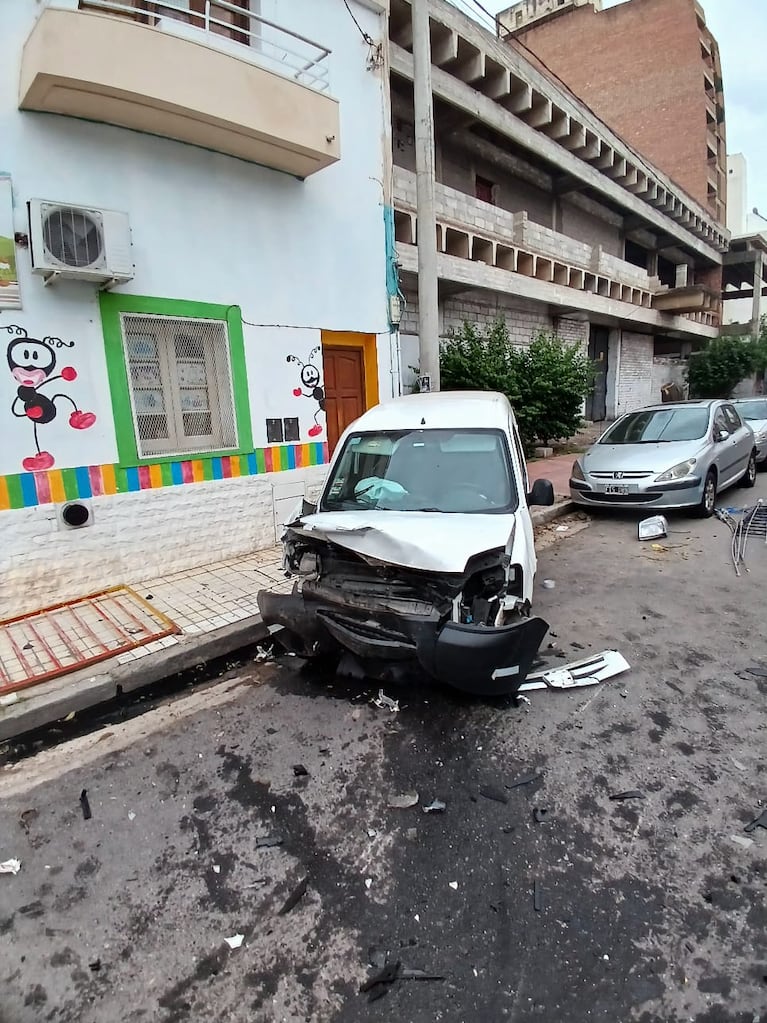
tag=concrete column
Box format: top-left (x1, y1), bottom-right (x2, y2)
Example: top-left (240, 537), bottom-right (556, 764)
top-left (752, 252), bottom-right (764, 334)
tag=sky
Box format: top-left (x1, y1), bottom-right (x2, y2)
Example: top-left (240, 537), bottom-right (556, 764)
top-left (448, 0), bottom-right (767, 230)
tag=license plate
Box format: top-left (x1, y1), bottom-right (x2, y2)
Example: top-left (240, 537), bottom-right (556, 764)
top-left (604, 484), bottom-right (630, 495)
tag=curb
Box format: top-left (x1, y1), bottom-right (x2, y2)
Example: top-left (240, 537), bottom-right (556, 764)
top-left (531, 499), bottom-right (574, 526)
top-left (0, 616), bottom-right (272, 744)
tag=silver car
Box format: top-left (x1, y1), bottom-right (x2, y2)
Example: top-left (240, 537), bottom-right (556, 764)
top-left (570, 399), bottom-right (757, 517)
top-left (731, 397), bottom-right (767, 466)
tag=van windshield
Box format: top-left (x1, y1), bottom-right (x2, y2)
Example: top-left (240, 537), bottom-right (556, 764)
top-left (320, 428), bottom-right (518, 514)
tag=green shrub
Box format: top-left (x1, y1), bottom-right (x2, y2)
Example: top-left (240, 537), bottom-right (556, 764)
top-left (439, 319), bottom-right (592, 448)
top-left (687, 335), bottom-right (756, 398)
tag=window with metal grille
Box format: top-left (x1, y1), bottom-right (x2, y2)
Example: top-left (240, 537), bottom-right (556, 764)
top-left (120, 313), bottom-right (238, 457)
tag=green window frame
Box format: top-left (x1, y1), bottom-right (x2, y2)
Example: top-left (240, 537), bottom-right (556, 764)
top-left (100, 293), bottom-right (252, 467)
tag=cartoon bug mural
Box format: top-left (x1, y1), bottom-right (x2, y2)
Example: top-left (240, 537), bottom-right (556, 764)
top-left (287, 346), bottom-right (324, 438)
top-left (5, 325), bottom-right (96, 471)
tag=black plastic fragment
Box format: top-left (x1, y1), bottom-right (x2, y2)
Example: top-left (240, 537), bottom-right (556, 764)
top-left (292, 764), bottom-right (309, 777)
top-left (360, 961), bottom-right (401, 1002)
top-left (507, 771), bottom-right (542, 790)
top-left (79, 789), bottom-right (92, 821)
top-left (88, 959), bottom-right (101, 972)
top-left (745, 808), bottom-right (767, 833)
top-left (256, 836), bottom-right (283, 849)
top-left (532, 807), bottom-right (549, 823)
top-left (479, 785), bottom-right (508, 804)
top-left (609, 790), bottom-right (645, 802)
top-left (278, 876), bottom-right (308, 915)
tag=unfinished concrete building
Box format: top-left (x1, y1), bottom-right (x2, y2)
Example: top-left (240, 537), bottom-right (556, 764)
top-left (389, 0), bottom-right (728, 421)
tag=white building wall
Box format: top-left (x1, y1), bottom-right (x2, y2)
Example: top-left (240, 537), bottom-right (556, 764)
top-left (0, 0), bottom-right (390, 616)
top-left (616, 332), bottom-right (655, 416)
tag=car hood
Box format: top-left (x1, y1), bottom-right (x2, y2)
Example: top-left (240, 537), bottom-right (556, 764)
top-left (288, 510), bottom-right (518, 574)
top-left (582, 440), bottom-right (705, 474)
top-left (745, 417), bottom-right (767, 434)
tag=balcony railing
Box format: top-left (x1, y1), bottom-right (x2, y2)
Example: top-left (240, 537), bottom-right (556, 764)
top-left (72, 0), bottom-right (331, 92)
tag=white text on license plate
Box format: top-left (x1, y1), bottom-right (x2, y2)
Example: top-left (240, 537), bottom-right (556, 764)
top-left (605, 484), bottom-right (630, 495)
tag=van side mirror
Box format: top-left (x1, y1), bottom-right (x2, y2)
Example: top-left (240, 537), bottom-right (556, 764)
top-left (528, 478), bottom-right (555, 507)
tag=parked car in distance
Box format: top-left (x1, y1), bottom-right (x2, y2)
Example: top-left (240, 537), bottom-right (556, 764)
top-left (570, 399), bottom-right (757, 517)
top-left (731, 397), bottom-right (767, 467)
top-left (258, 391), bottom-right (556, 697)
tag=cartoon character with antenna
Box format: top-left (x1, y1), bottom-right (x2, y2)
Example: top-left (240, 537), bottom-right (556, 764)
top-left (287, 346), bottom-right (325, 438)
top-left (5, 325), bottom-right (96, 472)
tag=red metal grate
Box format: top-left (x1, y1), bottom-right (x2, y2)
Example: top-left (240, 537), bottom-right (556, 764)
top-left (0, 586), bottom-right (180, 696)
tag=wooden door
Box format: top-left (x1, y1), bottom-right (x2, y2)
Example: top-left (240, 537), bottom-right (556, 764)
top-left (322, 345), bottom-right (366, 454)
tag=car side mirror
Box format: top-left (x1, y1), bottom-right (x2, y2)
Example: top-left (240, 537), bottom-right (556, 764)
top-left (528, 478), bottom-right (555, 507)
top-left (715, 429), bottom-right (729, 443)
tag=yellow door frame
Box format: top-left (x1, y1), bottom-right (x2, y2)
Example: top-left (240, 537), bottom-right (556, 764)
top-left (320, 331), bottom-right (379, 411)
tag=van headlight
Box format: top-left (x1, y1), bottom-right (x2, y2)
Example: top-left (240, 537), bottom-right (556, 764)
top-left (571, 460), bottom-right (585, 481)
top-left (655, 458), bottom-right (696, 482)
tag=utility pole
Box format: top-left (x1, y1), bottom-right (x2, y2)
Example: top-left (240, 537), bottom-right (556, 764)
top-left (412, 0), bottom-right (440, 391)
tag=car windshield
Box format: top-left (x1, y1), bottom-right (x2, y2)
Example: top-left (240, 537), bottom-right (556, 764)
top-left (735, 400), bottom-right (767, 421)
top-left (320, 428), bottom-right (517, 514)
top-left (601, 407), bottom-right (710, 444)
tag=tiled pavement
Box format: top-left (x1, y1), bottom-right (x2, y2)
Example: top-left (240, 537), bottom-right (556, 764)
top-left (114, 548), bottom-right (290, 666)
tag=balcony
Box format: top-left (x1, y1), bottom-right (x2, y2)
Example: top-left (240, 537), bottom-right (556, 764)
top-left (19, 1), bottom-right (340, 178)
top-left (393, 167), bottom-right (720, 330)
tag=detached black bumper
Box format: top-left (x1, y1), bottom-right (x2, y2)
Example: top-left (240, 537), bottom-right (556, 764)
top-left (257, 588), bottom-right (548, 697)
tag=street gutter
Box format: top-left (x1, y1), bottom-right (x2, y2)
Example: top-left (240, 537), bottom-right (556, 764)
top-left (0, 501), bottom-right (574, 743)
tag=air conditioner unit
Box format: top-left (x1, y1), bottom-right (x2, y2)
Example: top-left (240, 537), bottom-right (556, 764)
top-left (28, 199), bottom-right (134, 286)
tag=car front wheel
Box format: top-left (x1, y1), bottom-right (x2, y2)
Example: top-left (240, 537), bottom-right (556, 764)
top-left (697, 469), bottom-right (717, 518)
top-left (743, 450), bottom-right (758, 488)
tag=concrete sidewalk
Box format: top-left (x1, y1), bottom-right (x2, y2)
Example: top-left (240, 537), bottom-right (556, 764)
top-left (0, 490), bottom-right (574, 743)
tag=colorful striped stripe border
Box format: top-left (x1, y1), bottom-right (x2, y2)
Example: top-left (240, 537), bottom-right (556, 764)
top-left (0, 442), bottom-right (329, 511)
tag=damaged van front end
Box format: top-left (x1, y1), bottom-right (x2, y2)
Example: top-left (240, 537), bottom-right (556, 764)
top-left (258, 512), bottom-right (549, 696)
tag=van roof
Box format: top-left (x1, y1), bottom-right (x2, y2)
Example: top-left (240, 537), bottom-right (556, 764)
top-left (348, 391), bottom-right (514, 433)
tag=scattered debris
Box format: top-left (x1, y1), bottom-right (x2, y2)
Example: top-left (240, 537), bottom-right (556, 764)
top-left (292, 764), bottom-right (309, 777)
top-left (744, 808), bottom-right (767, 834)
top-left (716, 501), bottom-right (767, 576)
top-left (533, 880), bottom-right (542, 912)
top-left (278, 876), bottom-right (308, 915)
top-left (255, 645), bottom-right (273, 663)
top-left (542, 579), bottom-right (556, 590)
top-left (388, 792), bottom-right (419, 809)
top-left (520, 650), bottom-right (630, 693)
top-left (365, 878), bottom-right (373, 889)
top-left (731, 835), bottom-right (754, 850)
top-left (0, 858), bottom-right (21, 875)
top-left (367, 828), bottom-right (378, 839)
top-left (515, 694), bottom-right (532, 706)
top-left (532, 807), bottom-right (550, 823)
top-left (79, 789), bottom-right (92, 821)
top-left (0, 692), bottom-right (19, 707)
top-left (63, 711), bottom-right (76, 723)
top-left (423, 799), bottom-right (446, 814)
top-left (555, 525), bottom-right (569, 533)
top-left (638, 515), bottom-right (668, 542)
top-left (255, 835), bottom-right (283, 849)
top-left (373, 690), bottom-right (400, 713)
top-left (650, 543), bottom-right (668, 553)
top-left (479, 785), bottom-right (508, 805)
top-left (448, 881), bottom-right (459, 890)
top-left (732, 758), bottom-right (747, 772)
top-left (88, 959), bottom-right (101, 972)
top-left (127, 811), bottom-right (136, 822)
top-left (744, 665), bottom-right (767, 680)
top-left (224, 933), bottom-right (244, 950)
top-left (507, 771), bottom-right (542, 790)
top-left (609, 790), bottom-right (645, 802)
top-left (19, 808), bottom-right (38, 833)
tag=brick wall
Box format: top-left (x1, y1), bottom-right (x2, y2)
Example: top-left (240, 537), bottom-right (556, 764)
top-left (616, 331), bottom-right (655, 416)
top-left (442, 292), bottom-right (551, 342)
top-left (554, 317), bottom-right (589, 356)
top-left (514, 0), bottom-right (719, 214)
top-left (1, 467), bottom-right (328, 617)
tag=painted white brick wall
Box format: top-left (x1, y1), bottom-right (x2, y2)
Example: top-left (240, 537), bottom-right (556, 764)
top-left (616, 332), bottom-right (655, 417)
top-left (1, 467), bottom-right (328, 618)
top-left (554, 318), bottom-right (589, 355)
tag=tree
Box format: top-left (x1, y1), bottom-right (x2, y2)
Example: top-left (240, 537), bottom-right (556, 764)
top-left (687, 335), bottom-right (756, 398)
top-left (439, 319), bottom-right (592, 449)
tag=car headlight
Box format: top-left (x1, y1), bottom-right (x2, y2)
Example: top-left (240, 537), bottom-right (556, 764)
top-left (655, 458), bottom-right (696, 483)
top-left (754, 429), bottom-right (767, 444)
top-left (571, 459), bottom-right (585, 481)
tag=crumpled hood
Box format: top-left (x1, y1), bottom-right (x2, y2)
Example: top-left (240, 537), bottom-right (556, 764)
top-left (289, 510), bottom-right (517, 574)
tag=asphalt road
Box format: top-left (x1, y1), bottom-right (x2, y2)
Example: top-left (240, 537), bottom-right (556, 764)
top-left (2, 477), bottom-right (767, 1023)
